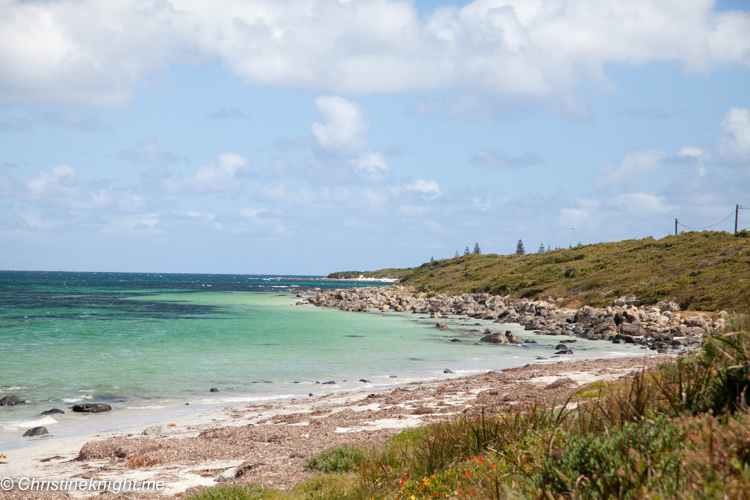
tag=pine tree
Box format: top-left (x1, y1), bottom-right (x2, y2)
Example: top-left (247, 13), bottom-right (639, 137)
top-left (538, 243), bottom-right (545, 253)
top-left (569, 244), bottom-right (572, 249)
top-left (454, 250), bottom-right (459, 258)
top-left (430, 256), bottom-right (435, 262)
top-left (516, 240), bottom-right (525, 255)
top-left (547, 245), bottom-right (551, 252)
top-left (464, 246), bottom-right (470, 256)
top-left (577, 241), bottom-right (582, 247)
top-left (473, 243), bottom-right (481, 254)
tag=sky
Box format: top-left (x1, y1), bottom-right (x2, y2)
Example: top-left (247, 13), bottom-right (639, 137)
top-left (1, 0), bottom-right (749, 275)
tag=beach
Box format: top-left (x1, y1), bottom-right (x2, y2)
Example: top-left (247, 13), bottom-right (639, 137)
top-left (1, 354), bottom-right (667, 499)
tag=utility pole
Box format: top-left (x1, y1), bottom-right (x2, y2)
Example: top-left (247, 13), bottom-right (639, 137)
top-left (736, 204), bottom-right (739, 235)
top-left (675, 218), bottom-right (678, 236)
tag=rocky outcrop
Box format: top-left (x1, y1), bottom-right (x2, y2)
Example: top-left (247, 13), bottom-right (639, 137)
top-left (72, 403), bottom-right (112, 413)
top-left (308, 287), bottom-right (720, 353)
top-left (0, 394), bottom-right (21, 406)
top-left (23, 426), bottom-right (49, 437)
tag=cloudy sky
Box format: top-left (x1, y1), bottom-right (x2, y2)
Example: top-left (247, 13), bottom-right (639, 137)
top-left (1, 0), bottom-right (749, 274)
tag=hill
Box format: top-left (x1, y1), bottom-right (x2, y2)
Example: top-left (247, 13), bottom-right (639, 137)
top-left (326, 268), bottom-right (413, 280)
top-left (397, 231), bottom-right (750, 311)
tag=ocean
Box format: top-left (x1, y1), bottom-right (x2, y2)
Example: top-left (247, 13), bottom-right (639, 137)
top-left (0, 271), bottom-right (639, 450)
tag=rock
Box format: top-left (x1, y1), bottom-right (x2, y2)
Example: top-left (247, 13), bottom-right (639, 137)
top-left (480, 331), bottom-right (506, 343)
top-left (556, 350), bottom-right (574, 355)
top-left (584, 317), bottom-right (617, 340)
top-left (0, 394), bottom-right (21, 406)
top-left (619, 323), bottom-right (642, 336)
top-left (209, 388), bottom-right (219, 392)
top-left (380, 305), bottom-right (389, 312)
top-left (322, 381), bottom-right (336, 385)
top-left (215, 468), bottom-right (236, 482)
top-left (505, 331), bottom-right (518, 343)
top-left (359, 379), bottom-right (370, 383)
top-left (614, 296), bottom-right (627, 307)
top-left (450, 338), bottom-right (461, 342)
top-left (72, 403), bottom-right (112, 413)
top-left (435, 322), bottom-right (449, 330)
top-left (309, 393), bottom-right (314, 396)
top-left (41, 409), bottom-right (64, 415)
top-left (554, 344), bottom-right (569, 350)
top-left (430, 312), bottom-right (442, 318)
top-left (23, 426), bottom-right (49, 437)
top-left (524, 340), bottom-right (537, 344)
top-left (444, 369), bottom-right (453, 373)
top-left (142, 425), bottom-right (169, 436)
top-left (661, 302), bottom-right (680, 312)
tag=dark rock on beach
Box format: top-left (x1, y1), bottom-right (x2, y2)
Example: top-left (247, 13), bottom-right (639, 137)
top-left (72, 403), bottom-right (112, 413)
top-left (555, 344), bottom-right (569, 350)
top-left (1, 394), bottom-right (21, 406)
top-left (322, 381), bottom-right (336, 385)
top-left (444, 369), bottom-right (453, 373)
top-left (41, 408), bottom-right (64, 415)
top-left (435, 322), bottom-right (449, 330)
top-left (23, 426), bottom-right (49, 437)
top-left (359, 379), bottom-right (370, 383)
top-left (209, 388), bottom-right (219, 392)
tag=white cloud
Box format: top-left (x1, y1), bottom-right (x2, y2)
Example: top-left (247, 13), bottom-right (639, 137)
top-left (404, 179), bottom-right (442, 197)
top-left (2, 1), bottom-right (748, 110)
top-left (24, 164), bottom-right (115, 209)
top-left (718, 107), bottom-right (750, 164)
top-left (311, 96), bottom-right (369, 154)
top-left (163, 153), bottom-right (251, 194)
top-left (471, 148), bottom-right (543, 169)
top-left (595, 149), bottom-right (667, 190)
top-left (351, 150), bottom-right (390, 183)
top-left (677, 147), bottom-right (708, 158)
top-left (606, 192), bottom-right (676, 216)
top-left (239, 208), bottom-right (268, 219)
top-left (119, 136), bottom-right (182, 165)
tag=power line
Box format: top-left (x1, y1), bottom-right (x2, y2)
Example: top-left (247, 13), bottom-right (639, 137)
top-left (677, 211), bottom-right (736, 230)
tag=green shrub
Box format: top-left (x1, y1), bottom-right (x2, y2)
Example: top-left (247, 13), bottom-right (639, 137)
top-left (303, 446), bottom-right (369, 473)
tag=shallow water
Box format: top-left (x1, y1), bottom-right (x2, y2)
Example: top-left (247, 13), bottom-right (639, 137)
top-left (0, 271), bottom-right (641, 450)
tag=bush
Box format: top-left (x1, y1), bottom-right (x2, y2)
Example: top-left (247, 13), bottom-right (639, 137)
top-left (304, 446), bottom-right (369, 473)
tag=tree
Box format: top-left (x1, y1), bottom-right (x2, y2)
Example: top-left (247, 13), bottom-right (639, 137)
top-left (516, 240), bottom-right (525, 255)
top-left (430, 256), bottom-right (435, 262)
top-left (577, 241), bottom-right (582, 247)
top-left (473, 243), bottom-right (481, 254)
top-left (464, 246), bottom-right (470, 256)
top-left (454, 250), bottom-right (459, 258)
top-left (547, 245), bottom-right (551, 252)
top-left (569, 244), bottom-right (573, 249)
top-left (538, 243), bottom-right (545, 253)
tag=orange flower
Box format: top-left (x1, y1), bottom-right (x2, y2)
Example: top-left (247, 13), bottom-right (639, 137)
top-left (478, 458), bottom-right (484, 462)
top-left (405, 474), bottom-right (409, 479)
top-left (400, 480), bottom-right (404, 485)
top-left (492, 464), bottom-right (497, 469)
top-left (434, 494), bottom-right (438, 498)
top-left (470, 491), bottom-right (474, 495)
top-left (466, 471), bottom-right (472, 477)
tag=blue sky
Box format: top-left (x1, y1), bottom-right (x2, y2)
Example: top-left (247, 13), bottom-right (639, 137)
top-left (1, 0), bottom-right (749, 274)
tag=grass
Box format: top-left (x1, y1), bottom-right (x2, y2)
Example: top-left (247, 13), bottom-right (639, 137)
top-left (393, 230), bottom-right (750, 311)
top-left (326, 268), bottom-right (414, 280)
top-left (188, 310), bottom-right (750, 499)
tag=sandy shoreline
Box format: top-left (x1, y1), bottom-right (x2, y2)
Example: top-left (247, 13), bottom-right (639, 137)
top-left (0, 354), bottom-right (669, 499)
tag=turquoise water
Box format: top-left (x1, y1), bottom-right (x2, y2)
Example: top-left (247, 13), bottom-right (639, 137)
top-left (0, 271), bottom-right (640, 449)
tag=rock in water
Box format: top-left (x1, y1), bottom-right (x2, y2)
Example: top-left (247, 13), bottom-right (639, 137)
top-left (435, 322), bottom-right (449, 330)
top-left (41, 409), bottom-right (64, 415)
top-left (0, 394), bottom-right (21, 406)
top-left (359, 379), bottom-right (370, 383)
top-left (209, 388), bottom-right (219, 392)
top-left (23, 426), bottom-right (49, 437)
top-left (555, 344), bottom-right (569, 350)
top-left (322, 381), bottom-right (336, 385)
top-left (72, 403), bottom-right (112, 413)
top-left (505, 331), bottom-right (518, 343)
top-left (444, 369), bottom-right (453, 374)
top-left (480, 332), bottom-right (506, 343)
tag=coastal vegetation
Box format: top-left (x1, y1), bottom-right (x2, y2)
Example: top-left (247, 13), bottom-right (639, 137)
top-left (398, 231), bottom-right (750, 311)
top-left (188, 311), bottom-right (750, 499)
top-left (326, 268), bottom-right (413, 280)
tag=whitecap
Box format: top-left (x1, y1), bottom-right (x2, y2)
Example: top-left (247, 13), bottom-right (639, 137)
top-left (5, 416), bottom-right (59, 430)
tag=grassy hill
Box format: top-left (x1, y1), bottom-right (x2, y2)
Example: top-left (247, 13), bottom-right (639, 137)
top-left (326, 268), bottom-right (413, 280)
top-left (398, 231), bottom-right (750, 312)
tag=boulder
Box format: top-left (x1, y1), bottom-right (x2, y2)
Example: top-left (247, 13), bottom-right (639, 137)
top-left (41, 409), bottom-right (64, 415)
top-left (480, 332), bottom-right (506, 343)
top-left (215, 468), bottom-right (236, 482)
top-left (209, 388), bottom-right (219, 392)
top-left (505, 331), bottom-right (518, 343)
top-left (619, 323), bottom-right (642, 336)
top-left (554, 344), bottom-right (569, 350)
top-left (584, 317), bottom-right (617, 340)
top-left (72, 403), bottom-right (112, 413)
top-left (444, 369), bottom-right (453, 374)
top-left (435, 322), bottom-right (449, 330)
top-left (555, 350), bottom-right (574, 355)
top-left (0, 394), bottom-right (21, 406)
top-left (23, 426), bottom-right (49, 437)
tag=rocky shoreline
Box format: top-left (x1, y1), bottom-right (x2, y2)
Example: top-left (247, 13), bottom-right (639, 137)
top-left (303, 287), bottom-right (727, 353)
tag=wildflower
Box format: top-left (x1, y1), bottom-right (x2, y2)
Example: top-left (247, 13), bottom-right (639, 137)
top-left (470, 456), bottom-right (474, 460)
top-left (431, 475), bottom-right (436, 479)
top-left (478, 458), bottom-right (484, 462)
top-left (434, 494), bottom-right (438, 498)
top-left (466, 471), bottom-right (472, 477)
top-left (400, 480), bottom-right (405, 485)
top-left (470, 491), bottom-right (474, 495)
top-left (492, 464), bottom-right (497, 469)
top-left (405, 474), bottom-right (409, 479)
